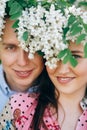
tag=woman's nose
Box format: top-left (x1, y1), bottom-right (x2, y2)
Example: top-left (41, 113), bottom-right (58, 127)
top-left (57, 61), bottom-right (70, 75)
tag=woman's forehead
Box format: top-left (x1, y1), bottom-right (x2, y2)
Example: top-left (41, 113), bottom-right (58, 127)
top-left (69, 41), bottom-right (84, 51)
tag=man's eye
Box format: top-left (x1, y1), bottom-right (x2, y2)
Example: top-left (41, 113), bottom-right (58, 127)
top-left (6, 45), bottom-right (16, 50)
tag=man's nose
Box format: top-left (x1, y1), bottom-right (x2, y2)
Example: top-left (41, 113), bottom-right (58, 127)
top-left (17, 49), bottom-right (29, 66)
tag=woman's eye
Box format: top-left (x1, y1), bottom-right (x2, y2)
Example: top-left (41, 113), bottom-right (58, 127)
top-left (72, 54), bottom-right (82, 59)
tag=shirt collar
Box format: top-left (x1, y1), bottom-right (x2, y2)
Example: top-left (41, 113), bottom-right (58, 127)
top-left (80, 96), bottom-right (87, 110)
top-left (0, 65), bottom-right (10, 95)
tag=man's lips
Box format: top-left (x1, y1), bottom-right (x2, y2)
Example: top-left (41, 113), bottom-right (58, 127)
top-left (57, 77), bottom-right (75, 84)
top-left (14, 70), bottom-right (33, 78)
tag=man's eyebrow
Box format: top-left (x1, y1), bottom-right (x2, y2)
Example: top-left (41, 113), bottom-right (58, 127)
top-left (1, 43), bottom-right (7, 45)
top-left (2, 42), bottom-right (18, 46)
top-left (1, 43), bottom-right (9, 46)
top-left (2, 43), bottom-right (12, 45)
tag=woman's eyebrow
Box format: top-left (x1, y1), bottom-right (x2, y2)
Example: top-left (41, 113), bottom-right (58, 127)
top-left (71, 50), bottom-right (83, 54)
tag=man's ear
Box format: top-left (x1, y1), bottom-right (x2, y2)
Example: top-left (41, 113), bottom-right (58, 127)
top-left (0, 51), bottom-right (1, 62)
top-left (0, 54), bottom-right (1, 63)
top-left (0, 46), bottom-right (1, 62)
top-left (0, 52), bottom-right (1, 63)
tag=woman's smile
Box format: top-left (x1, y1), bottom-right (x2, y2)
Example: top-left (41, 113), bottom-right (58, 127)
top-left (56, 76), bottom-right (75, 84)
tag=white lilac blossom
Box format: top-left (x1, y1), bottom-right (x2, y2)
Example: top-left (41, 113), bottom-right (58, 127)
top-left (0, 0), bottom-right (87, 68)
top-left (17, 3), bottom-right (87, 68)
top-left (17, 5), bottom-right (46, 56)
top-left (0, 0), bottom-right (9, 41)
top-left (41, 4), bottom-right (68, 68)
top-left (17, 4), bottom-right (68, 69)
top-left (65, 5), bottom-right (87, 45)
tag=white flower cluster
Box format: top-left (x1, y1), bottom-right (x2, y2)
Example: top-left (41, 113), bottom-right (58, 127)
top-left (0, 0), bottom-right (9, 41)
top-left (17, 4), bottom-right (68, 68)
top-left (42, 5), bottom-right (68, 68)
top-left (65, 5), bottom-right (87, 45)
top-left (0, 0), bottom-right (87, 68)
top-left (17, 5), bottom-right (46, 58)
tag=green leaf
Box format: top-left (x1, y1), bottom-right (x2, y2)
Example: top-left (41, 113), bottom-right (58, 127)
top-left (22, 31), bottom-right (28, 41)
top-left (63, 26), bottom-right (69, 38)
top-left (84, 43), bottom-right (87, 58)
top-left (69, 56), bottom-right (78, 67)
top-left (10, 11), bottom-right (22, 20)
top-left (16, 0), bottom-right (28, 8)
top-left (79, 1), bottom-right (87, 6)
top-left (37, 50), bottom-right (44, 56)
top-left (68, 0), bottom-right (76, 4)
top-left (68, 15), bottom-right (76, 26)
top-left (76, 34), bottom-right (86, 44)
top-left (69, 21), bottom-right (79, 32)
top-left (9, 1), bottom-right (22, 15)
top-left (54, 0), bottom-right (68, 10)
top-left (8, 0), bottom-right (15, 7)
top-left (27, 0), bottom-right (37, 7)
top-left (62, 49), bottom-right (71, 64)
top-left (57, 49), bottom-right (68, 59)
top-left (62, 53), bottom-right (70, 64)
top-left (70, 26), bottom-right (82, 36)
top-left (12, 20), bottom-right (19, 28)
top-left (41, 1), bottom-right (51, 11)
top-left (83, 23), bottom-right (87, 33)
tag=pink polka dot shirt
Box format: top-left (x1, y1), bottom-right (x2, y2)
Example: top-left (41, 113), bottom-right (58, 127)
top-left (0, 93), bottom-right (87, 130)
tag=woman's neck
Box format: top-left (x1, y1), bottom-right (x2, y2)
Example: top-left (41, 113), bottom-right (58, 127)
top-left (58, 87), bottom-right (86, 111)
top-left (57, 88), bottom-right (85, 130)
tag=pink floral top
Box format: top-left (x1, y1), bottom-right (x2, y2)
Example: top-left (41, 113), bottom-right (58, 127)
top-left (0, 93), bottom-right (87, 130)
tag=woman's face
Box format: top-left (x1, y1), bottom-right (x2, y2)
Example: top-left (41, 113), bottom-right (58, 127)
top-left (0, 19), bottom-right (44, 91)
top-left (46, 42), bottom-right (87, 95)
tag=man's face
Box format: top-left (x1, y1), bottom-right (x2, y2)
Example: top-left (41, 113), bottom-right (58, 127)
top-left (0, 19), bottom-right (44, 91)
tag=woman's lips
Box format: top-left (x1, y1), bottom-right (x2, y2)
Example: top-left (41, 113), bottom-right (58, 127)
top-left (15, 70), bottom-right (33, 78)
top-left (57, 77), bottom-right (75, 84)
